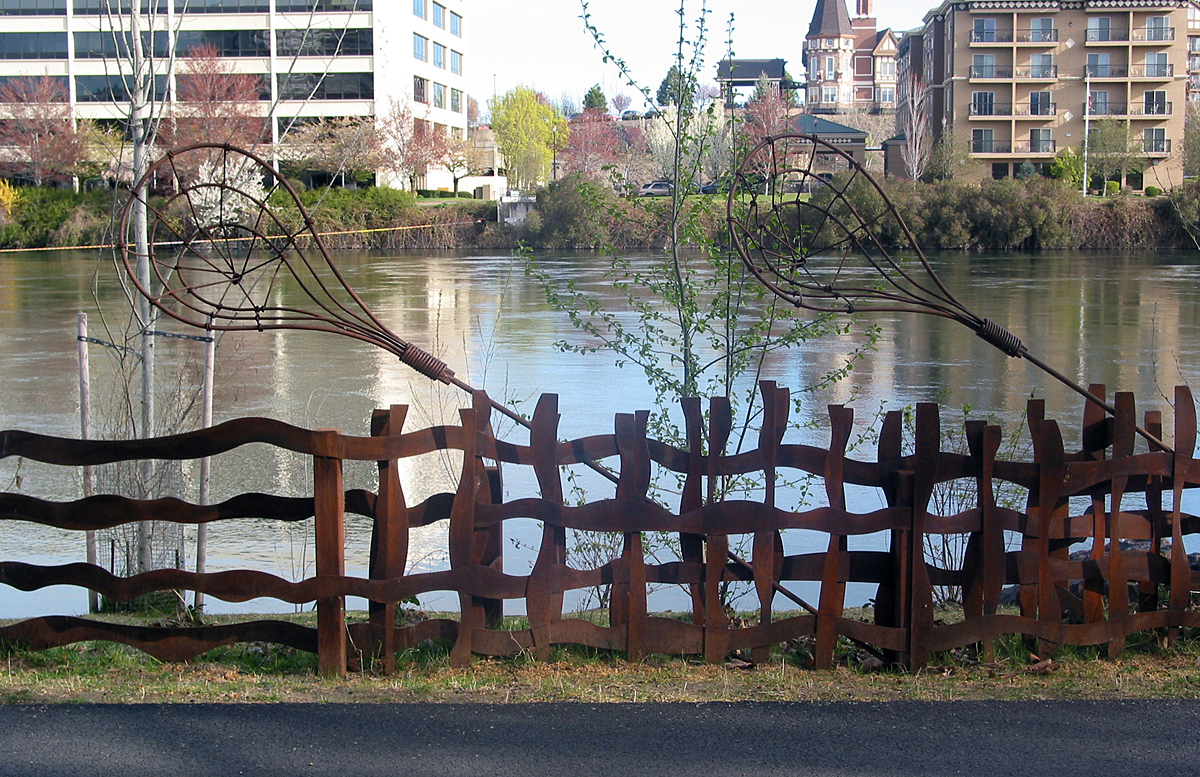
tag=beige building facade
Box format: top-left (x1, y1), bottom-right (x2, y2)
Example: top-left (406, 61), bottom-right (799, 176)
top-left (897, 0), bottom-right (1187, 188)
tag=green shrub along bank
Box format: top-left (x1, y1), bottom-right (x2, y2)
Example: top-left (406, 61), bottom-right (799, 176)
top-left (4, 177), bottom-right (1200, 252)
top-left (521, 174), bottom-right (1200, 252)
top-left (827, 177), bottom-right (1197, 251)
top-left (0, 187), bottom-right (115, 249)
top-left (0, 185), bottom-right (498, 251)
top-left (517, 173), bottom-right (724, 249)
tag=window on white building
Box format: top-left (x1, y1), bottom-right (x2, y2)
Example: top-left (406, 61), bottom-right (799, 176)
top-left (450, 87), bottom-right (461, 112)
top-left (433, 42), bottom-right (445, 68)
top-left (413, 0), bottom-right (425, 19)
top-left (413, 34), bottom-right (426, 61)
top-left (0, 0), bottom-right (66, 13)
top-left (450, 11), bottom-right (462, 37)
top-left (433, 82), bottom-right (445, 109)
top-left (450, 50), bottom-right (462, 75)
top-left (414, 76), bottom-right (428, 103)
top-left (432, 2), bottom-right (444, 27)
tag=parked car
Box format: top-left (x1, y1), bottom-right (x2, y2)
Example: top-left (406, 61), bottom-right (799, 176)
top-left (637, 180), bottom-right (673, 196)
top-left (699, 178), bottom-right (731, 195)
top-left (621, 110), bottom-right (642, 120)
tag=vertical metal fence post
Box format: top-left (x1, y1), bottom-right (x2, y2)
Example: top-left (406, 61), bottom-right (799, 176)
top-left (314, 431), bottom-right (346, 677)
top-left (370, 405), bottom-right (409, 674)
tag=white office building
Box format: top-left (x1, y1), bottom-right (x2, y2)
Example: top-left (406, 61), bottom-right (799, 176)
top-left (0, 0), bottom-right (470, 189)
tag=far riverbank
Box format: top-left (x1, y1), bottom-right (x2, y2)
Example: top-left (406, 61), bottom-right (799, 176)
top-left (3, 175), bottom-right (1200, 253)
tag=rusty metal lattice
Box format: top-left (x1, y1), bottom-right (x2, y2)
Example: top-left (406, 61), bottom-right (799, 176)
top-left (0, 383), bottom-right (1197, 674)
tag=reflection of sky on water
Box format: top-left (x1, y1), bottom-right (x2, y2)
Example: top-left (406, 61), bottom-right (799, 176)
top-left (1, 250), bottom-right (1200, 618)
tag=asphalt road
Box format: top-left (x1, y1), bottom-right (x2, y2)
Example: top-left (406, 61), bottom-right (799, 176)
top-left (0, 701), bottom-right (1196, 776)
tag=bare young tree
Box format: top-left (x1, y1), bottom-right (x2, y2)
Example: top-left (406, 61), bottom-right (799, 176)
top-left (0, 76), bottom-right (90, 186)
top-left (280, 116), bottom-right (381, 185)
top-left (376, 97), bottom-right (449, 190)
top-left (441, 131), bottom-right (489, 194)
top-left (899, 73), bottom-right (931, 181)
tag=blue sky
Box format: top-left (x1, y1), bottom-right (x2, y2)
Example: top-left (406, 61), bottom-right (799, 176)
top-left (468, 0), bottom-right (932, 108)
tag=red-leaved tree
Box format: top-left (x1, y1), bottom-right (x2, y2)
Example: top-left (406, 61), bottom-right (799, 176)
top-left (742, 76), bottom-right (792, 145)
top-left (563, 110), bottom-right (620, 176)
top-left (0, 76), bottom-right (89, 186)
top-left (165, 43), bottom-right (266, 178)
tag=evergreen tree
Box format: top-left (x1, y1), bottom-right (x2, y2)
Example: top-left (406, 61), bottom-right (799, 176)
top-left (655, 64), bottom-right (696, 112)
top-left (582, 84), bottom-right (608, 114)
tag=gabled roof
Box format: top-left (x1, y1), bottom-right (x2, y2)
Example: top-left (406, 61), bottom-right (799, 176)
top-left (808, 0), bottom-right (854, 38)
top-left (790, 113), bottom-right (869, 140)
top-left (872, 29), bottom-right (898, 56)
top-left (716, 58), bottom-right (787, 81)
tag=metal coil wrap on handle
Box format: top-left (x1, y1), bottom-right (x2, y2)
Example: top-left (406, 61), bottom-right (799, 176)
top-left (975, 318), bottom-right (1025, 358)
top-left (400, 345), bottom-right (455, 383)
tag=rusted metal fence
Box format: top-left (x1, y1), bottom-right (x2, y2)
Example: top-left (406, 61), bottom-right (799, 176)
top-left (1, 382), bottom-right (1198, 675)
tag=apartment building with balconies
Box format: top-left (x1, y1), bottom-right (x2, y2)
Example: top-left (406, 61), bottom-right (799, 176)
top-left (0, 0), bottom-right (469, 189)
top-left (895, 0), bottom-right (1186, 188)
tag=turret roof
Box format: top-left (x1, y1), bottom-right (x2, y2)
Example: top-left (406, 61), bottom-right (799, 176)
top-left (808, 0), bottom-right (854, 38)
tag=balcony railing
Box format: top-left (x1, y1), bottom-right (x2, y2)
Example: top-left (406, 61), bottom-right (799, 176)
top-left (970, 139), bottom-right (1057, 154)
top-left (1013, 139), bottom-right (1057, 154)
top-left (1017, 28), bottom-right (1058, 43)
top-left (1131, 101), bottom-right (1173, 116)
top-left (1016, 102), bottom-right (1056, 116)
top-left (971, 140), bottom-right (1011, 153)
top-left (1131, 27), bottom-right (1175, 42)
top-left (1130, 64), bottom-right (1174, 78)
top-left (970, 102), bottom-right (1012, 116)
top-left (970, 66), bottom-right (1014, 79)
top-left (1014, 65), bottom-right (1058, 79)
top-left (971, 30), bottom-right (1014, 43)
top-left (1144, 138), bottom-right (1172, 154)
top-left (1086, 28), bottom-right (1130, 42)
top-left (1085, 101), bottom-right (1173, 117)
top-left (968, 29), bottom-right (1059, 44)
top-left (1086, 65), bottom-right (1129, 78)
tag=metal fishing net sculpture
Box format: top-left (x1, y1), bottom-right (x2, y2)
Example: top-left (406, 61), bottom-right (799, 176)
top-left (118, 143), bottom-right (519, 423)
top-left (727, 133), bottom-right (1165, 448)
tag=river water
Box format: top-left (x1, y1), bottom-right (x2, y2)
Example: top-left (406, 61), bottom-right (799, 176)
top-left (1, 248), bottom-right (1198, 617)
